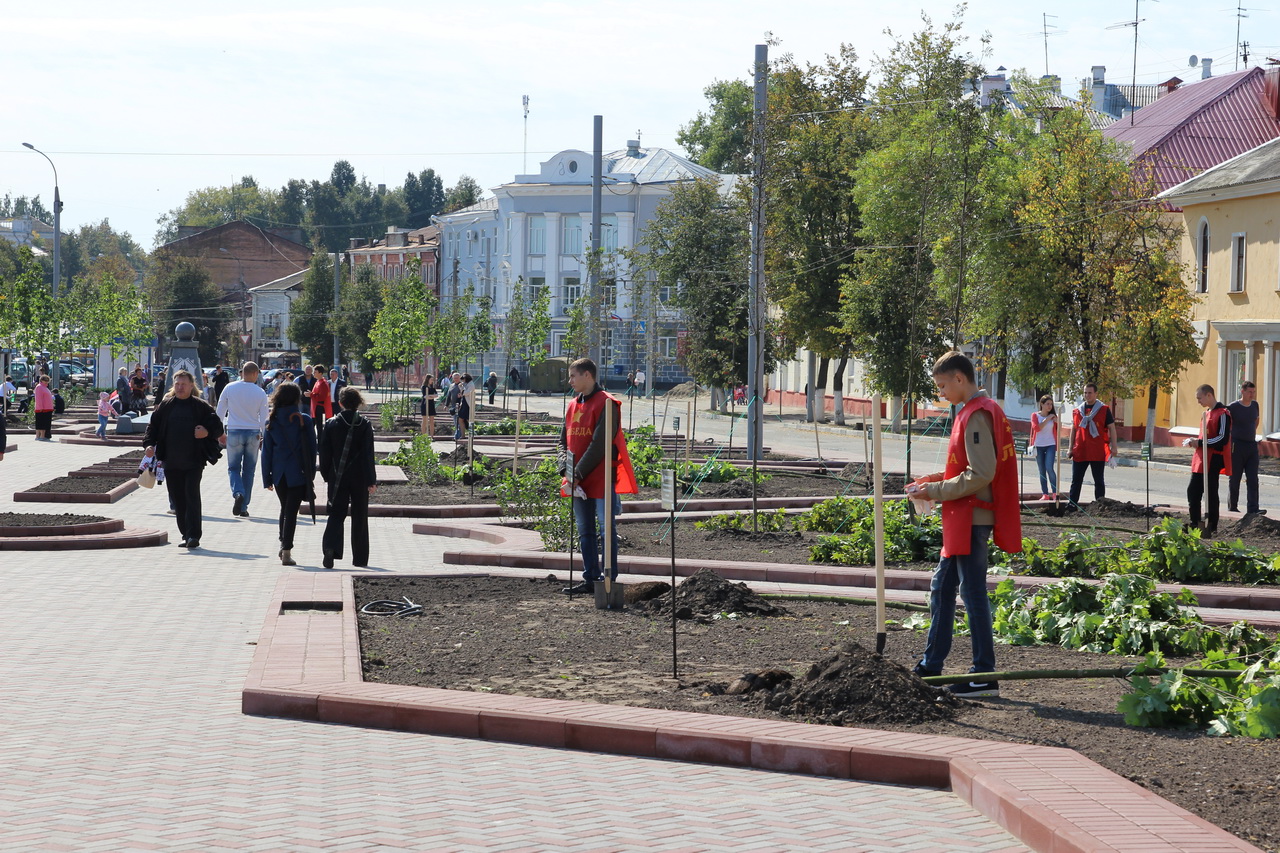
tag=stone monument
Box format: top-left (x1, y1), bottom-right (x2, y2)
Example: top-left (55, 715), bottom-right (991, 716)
top-left (167, 322), bottom-right (205, 390)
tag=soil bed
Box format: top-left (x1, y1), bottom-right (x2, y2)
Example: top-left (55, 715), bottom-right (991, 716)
top-left (21, 476), bottom-right (132, 494)
top-left (356, 574), bottom-right (1280, 851)
top-left (0, 512), bottom-right (110, 527)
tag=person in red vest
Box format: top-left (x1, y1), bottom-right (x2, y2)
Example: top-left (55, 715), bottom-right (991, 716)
top-left (1183, 384), bottom-right (1233, 537)
top-left (559, 357), bottom-right (638, 596)
top-left (1067, 382), bottom-right (1119, 506)
top-left (907, 352), bottom-right (1022, 698)
top-left (310, 364), bottom-right (333, 440)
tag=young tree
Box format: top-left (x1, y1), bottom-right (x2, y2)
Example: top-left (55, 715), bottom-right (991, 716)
top-left (677, 79), bottom-right (754, 174)
top-left (501, 276), bottom-right (552, 403)
top-left (287, 252), bottom-right (339, 363)
top-left (0, 247), bottom-right (61, 362)
top-left (367, 263), bottom-right (439, 391)
top-left (332, 261), bottom-right (386, 369)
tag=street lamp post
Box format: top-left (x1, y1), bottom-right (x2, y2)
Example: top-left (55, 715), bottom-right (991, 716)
top-left (22, 142), bottom-right (63, 390)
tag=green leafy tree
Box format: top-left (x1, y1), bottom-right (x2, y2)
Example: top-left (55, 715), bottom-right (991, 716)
top-left (144, 254), bottom-right (231, 363)
top-left (677, 79), bottom-right (754, 173)
top-left (404, 169), bottom-right (446, 229)
top-left (288, 252), bottom-right (340, 363)
top-left (0, 247), bottom-right (61, 361)
top-left (501, 276), bottom-right (552, 402)
top-left (333, 261), bottom-right (386, 369)
top-left (442, 176), bottom-right (483, 214)
top-left (633, 177), bottom-right (768, 388)
top-left (469, 293), bottom-right (494, 373)
top-left (367, 263), bottom-right (439, 387)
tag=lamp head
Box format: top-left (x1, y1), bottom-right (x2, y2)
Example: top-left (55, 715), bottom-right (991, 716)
top-left (22, 142), bottom-right (34, 150)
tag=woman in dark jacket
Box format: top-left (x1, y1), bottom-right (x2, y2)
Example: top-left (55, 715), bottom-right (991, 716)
top-left (142, 370), bottom-right (225, 550)
top-left (318, 386), bottom-right (377, 568)
top-left (261, 382), bottom-right (317, 566)
top-left (419, 375), bottom-right (437, 436)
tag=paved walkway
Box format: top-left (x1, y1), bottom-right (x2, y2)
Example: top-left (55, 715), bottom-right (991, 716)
top-left (0, 437), bottom-right (1026, 851)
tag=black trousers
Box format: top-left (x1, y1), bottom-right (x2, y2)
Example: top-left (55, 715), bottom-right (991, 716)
top-left (1068, 460), bottom-right (1106, 505)
top-left (323, 480), bottom-right (370, 565)
top-left (274, 483), bottom-right (307, 550)
top-left (1189, 455), bottom-right (1227, 531)
top-left (1229, 441), bottom-right (1260, 513)
top-left (165, 466), bottom-right (204, 542)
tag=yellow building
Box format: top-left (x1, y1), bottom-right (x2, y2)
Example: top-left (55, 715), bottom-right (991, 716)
top-left (1160, 136), bottom-right (1280, 439)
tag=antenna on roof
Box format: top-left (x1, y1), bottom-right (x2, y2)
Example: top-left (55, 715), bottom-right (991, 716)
top-left (1231, 4), bottom-right (1263, 70)
top-left (1106, 0), bottom-right (1149, 126)
top-left (1041, 12), bottom-right (1060, 76)
top-left (522, 95), bottom-right (530, 173)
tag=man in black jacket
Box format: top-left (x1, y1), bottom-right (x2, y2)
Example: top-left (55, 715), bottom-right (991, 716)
top-left (319, 386), bottom-right (377, 568)
top-left (143, 370), bottom-right (225, 549)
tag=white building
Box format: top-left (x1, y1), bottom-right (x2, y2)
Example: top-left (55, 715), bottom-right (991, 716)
top-left (433, 141), bottom-right (734, 389)
top-left (248, 270), bottom-right (305, 368)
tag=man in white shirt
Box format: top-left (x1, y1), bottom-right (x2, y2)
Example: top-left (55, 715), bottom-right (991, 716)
top-left (634, 368), bottom-right (646, 398)
top-left (216, 362), bottom-right (271, 518)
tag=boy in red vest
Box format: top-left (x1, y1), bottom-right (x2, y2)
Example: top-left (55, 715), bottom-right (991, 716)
top-left (560, 357), bottom-right (638, 595)
top-left (1067, 382), bottom-right (1119, 506)
top-left (1183, 384), bottom-right (1233, 537)
top-left (907, 352), bottom-right (1022, 698)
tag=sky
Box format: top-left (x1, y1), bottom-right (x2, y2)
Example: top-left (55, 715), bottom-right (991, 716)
top-left (4, 0), bottom-right (1277, 250)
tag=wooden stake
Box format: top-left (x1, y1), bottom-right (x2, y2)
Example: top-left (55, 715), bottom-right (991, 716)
top-left (513, 404), bottom-right (523, 478)
top-left (872, 393), bottom-right (886, 654)
top-left (603, 397), bottom-right (615, 596)
top-left (685, 401), bottom-right (692, 466)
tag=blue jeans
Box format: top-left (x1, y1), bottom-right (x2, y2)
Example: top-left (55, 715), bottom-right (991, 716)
top-left (922, 524), bottom-right (996, 675)
top-left (225, 429), bottom-right (260, 508)
top-left (1035, 445), bottom-right (1057, 494)
top-left (97, 414), bottom-right (108, 438)
top-left (573, 494), bottom-right (622, 582)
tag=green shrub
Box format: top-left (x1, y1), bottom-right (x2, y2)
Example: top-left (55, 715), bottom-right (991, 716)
top-left (473, 418), bottom-right (560, 436)
top-left (382, 434), bottom-right (447, 484)
top-left (695, 508), bottom-right (790, 533)
top-left (491, 459), bottom-right (573, 551)
top-left (626, 424), bottom-right (666, 488)
top-left (379, 396), bottom-right (416, 431)
top-left (802, 497), bottom-right (941, 564)
top-left (1118, 648), bottom-right (1280, 737)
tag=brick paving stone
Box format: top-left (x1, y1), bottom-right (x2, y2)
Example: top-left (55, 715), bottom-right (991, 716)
top-left (0, 437), bottom-right (1027, 851)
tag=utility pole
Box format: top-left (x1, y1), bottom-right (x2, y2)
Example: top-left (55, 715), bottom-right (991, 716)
top-left (746, 44), bottom-right (768, 462)
top-left (588, 115), bottom-right (603, 366)
top-left (522, 96), bottom-right (530, 174)
top-left (332, 252), bottom-right (341, 368)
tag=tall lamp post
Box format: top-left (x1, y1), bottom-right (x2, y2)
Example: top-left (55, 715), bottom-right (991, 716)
top-left (22, 142), bottom-right (63, 390)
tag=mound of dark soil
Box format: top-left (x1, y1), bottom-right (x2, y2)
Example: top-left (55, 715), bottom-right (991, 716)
top-left (696, 479), bottom-right (757, 498)
top-left (1229, 512), bottom-right (1280, 537)
top-left (442, 446), bottom-right (491, 466)
top-left (0, 512), bottom-right (109, 527)
top-left (638, 568), bottom-right (787, 619)
top-left (1087, 497), bottom-right (1163, 519)
top-left (763, 641), bottom-right (959, 726)
top-left (704, 529), bottom-right (803, 545)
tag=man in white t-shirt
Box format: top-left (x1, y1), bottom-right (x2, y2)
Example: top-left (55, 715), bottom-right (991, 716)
top-left (633, 368), bottom-right (646, 398)
top-left (216, 362), bottom-right (271, 518)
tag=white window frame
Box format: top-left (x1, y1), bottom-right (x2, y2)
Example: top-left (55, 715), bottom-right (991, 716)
top-left (1230, 232), bottom-right (1247, 293)
top-left (561, 215), bottom-right (582, 256)
top-left (658, 335), bottom-right (678, 360)
top-left (1196, 218), bottom-right (1210, 293)
top-left (561, 276), bottom-right (581, 315)
top-left (601, 214), bottom-right (618, 253)
top-left (1228, 348), bottom-right (1247, 401)
top-left (528, 215), bottom-right (546, 255)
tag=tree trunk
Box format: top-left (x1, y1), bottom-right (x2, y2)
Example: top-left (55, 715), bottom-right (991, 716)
top-left (1143, 381), bottom-right (1158, 456)
top-left (805, 350), bottom-right (818, 422)
top-left (816, 356), bottom-right (830, 422)
top-left (832, 357), bottom-right (848, 426)
top-left (890, 394), bottom-right (903, 433)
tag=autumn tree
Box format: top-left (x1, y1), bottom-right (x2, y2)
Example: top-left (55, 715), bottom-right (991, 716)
top-left (143, 254), bottom-right (231, 363)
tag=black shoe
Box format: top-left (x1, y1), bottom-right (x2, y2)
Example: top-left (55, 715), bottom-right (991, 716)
top-left (913, 662), bottom-right (941, 678)
top-left (178, 539), bottom-right (190, 548)
top-left (185, 539), bottom-right (200, 550)
top-left (948, 680), bottom-right (1000, 698)
top-left (233, 494), bottom-right (244, 516)
top-left (322, 549), bottom-right (334, 569)
top-left (562, 580), bottom-right (595, 595)
top-left (1229, 506), bottom-right (1239, 514)
top-left (237, 510), bottom-right (250, 518)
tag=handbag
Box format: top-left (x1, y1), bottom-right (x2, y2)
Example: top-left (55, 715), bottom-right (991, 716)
top-left (137, 467), bottom-right (157, 489)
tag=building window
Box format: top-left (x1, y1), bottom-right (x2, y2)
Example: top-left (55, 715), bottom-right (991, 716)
top-left (601, 277), bottom-right (617, 313)
top-left (528, 215), bottom-right (545, 255)
top-left (658, 335), bottom-right (678, 360)
top-left (1197, 222), bottom-right (1209, 293)
top-left (1230, 232), bottom-right (1246, 293)
top-left (1228, 348), bottom-right (1246, 401)
top-left (504, 218), bottom-right (511, 255)
top-left (553, 332), bottom-right (568, 356)
top-left (599, 328), bottom-right (613, 366)
top-left (602, 213), bottom-right (618, 253)
top-left (562, 214), bottom-right (582, 255)
top-left (561, 276), bottom-right (581, 314)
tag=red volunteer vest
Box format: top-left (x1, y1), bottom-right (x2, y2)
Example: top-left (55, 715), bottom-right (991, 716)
top-left (941, 395), bottom-right (1023, 558)
top-left (1192, 404), bottom-right (1233, 476)
top-left (1071, 402), bottom-right (1112, 462)
top-left (563, 388), bottom-right (638, 498)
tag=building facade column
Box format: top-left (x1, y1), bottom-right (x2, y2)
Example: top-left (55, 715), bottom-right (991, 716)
top-left (1244, 339), bottom-right (1256, 385)
top-left (1217, 337), bottom-right (1228, 404)
top-left (546, 212), bottom-right (562, 316)
top-left (1264, 341), bottom-right (1275, 436)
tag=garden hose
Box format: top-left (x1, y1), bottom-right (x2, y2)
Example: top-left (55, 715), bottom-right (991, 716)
top-left (920, 666), bottom-right (1272, 686)
top-left (360, 596), bottom-right (423, 618)
top-left (761, 593), bottom-right (930, 612)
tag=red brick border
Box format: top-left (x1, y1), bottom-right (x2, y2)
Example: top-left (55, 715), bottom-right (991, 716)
top-left (242, 572), bottom-right (1262, 853)
top-left (0, 518), bottom-right (124, 537)
top-left (14, 479), bottom-right (139, 504)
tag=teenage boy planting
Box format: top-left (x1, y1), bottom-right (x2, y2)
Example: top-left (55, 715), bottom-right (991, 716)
top-left (906, 352), bottom-right (1022, 698)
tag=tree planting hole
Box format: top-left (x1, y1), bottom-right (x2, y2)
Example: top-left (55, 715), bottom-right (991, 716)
top-left (280, 601), bottom-right (343, 614)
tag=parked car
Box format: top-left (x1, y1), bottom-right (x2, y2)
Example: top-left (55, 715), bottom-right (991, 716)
top-left (8, 360), bottom-right (89, 388)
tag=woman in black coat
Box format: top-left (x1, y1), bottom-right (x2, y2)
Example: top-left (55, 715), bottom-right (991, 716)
top-left (142, 370), bottom-right (224, 549)
top-left (261, 382), bottom-right (317, 566)
top-left (318, 386), bottom-right (377, 568)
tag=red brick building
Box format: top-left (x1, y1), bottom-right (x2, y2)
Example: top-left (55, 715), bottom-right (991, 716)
top-left (346, 226), bottom-right (440, 292)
